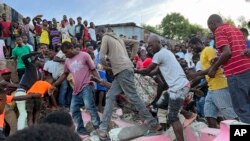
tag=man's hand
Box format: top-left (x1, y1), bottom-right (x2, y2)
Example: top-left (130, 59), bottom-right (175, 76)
top-left (208, 67), bottom-right (216, 78)
top-left (187, 71), bottom-right (197, 80)
top-left (48, 85), bottom-right (56, 96)
top-left (210, 57), bottom-right (219, 65)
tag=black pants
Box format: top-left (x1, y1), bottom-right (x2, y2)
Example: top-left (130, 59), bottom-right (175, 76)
top-left (17, 68), bottom-right (25, 81)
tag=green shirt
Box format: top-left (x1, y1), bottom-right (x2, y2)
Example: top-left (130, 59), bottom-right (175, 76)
top-left (12, 45), bottom-right (31, 69)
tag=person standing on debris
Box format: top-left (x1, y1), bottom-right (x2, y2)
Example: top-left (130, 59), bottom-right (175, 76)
top-left (96, 27), bottom-right (162, 140)
top-left (136, 35), bottom-right (190, 141)
top-left (50, 41), bottom-right (101, 136)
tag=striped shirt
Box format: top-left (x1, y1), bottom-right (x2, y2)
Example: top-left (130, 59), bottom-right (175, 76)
top-left (215, 24), bottom-right (250, 77)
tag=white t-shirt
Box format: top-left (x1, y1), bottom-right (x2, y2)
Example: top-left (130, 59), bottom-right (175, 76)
top-left (67, 25), bottom-right (75, 37)
top-left (89, 28), bottom-right (96, 41)
top-left (184, 52), bottom-right (195, 68)
top-left (60, 27), bottom-right (70, 40)
top-left (55, 50), bottom-right (66, 77)
top-left (175, 51), bottom-right (185, 59)
top-left (152, 48), bottom-right (189, 91)
top-left (195, 61), bottom-right (202, 72)
top-left (0, 40), bottom-right (5, 60)
top-left (43, 60), bottom-right (64, 80)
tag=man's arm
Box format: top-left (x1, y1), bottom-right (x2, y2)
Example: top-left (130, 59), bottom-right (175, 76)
top-left (53, 72), bottom-right (69, 87)
top-left (208, 46), bottom-right (231, 78)
top-left (136, 63), bottom-right (158, 75)
top-left (21, 52), bottom-right (40, 66)
top-left (123, 39), bottom-right (139, 60)
top-left (0, 81), bottom-right (18, 88)
top-left (100, 36), bottom-right (109, 67)
top-left (13, 93), bottom-right (41, 101)
top-left (53, 56), bottom-right (65, 63)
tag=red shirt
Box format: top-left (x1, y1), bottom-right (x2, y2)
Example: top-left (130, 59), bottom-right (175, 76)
top-left (83, 27), bottom-right (90, 41)
top-left (215, 24), bottom-right (250, 77)
top-left (0, 21), bottom-right (11, 37)
top-left (34, 25), bottom-right (42, 36)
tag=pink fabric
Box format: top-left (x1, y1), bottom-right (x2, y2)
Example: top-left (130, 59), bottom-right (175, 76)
top-left (136, 59), bottom-right (143, 69)
top-left (64, 52), bottom-right (95, 95)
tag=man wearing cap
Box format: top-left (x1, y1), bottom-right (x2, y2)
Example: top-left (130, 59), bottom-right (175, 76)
top-left (15, 52), bottom-right (44, 130)
top-left (0, 68), bottom-right (18, 135)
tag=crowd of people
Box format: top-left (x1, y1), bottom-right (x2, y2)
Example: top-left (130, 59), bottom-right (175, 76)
top-left (0, 12), bottom-right (249, 141)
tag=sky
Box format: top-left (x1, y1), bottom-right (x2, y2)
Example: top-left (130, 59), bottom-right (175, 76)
top-left (1, 0), bottom-right (250, 28)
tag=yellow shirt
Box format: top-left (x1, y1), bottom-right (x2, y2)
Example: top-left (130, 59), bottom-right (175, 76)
top-left (200, 47), bottom-right (228, 90)
top-left (40, 29), bottom-right (50, 45)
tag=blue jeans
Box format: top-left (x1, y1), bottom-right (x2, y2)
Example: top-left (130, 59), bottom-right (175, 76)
top-left (70, 85), bottom-right (100, 135)
top-left (58, 80), bottom-right (72, 107)
top-left (227, 70), bottom-right (250, 123)
top-left (196, 96), bottom-right (205, 117)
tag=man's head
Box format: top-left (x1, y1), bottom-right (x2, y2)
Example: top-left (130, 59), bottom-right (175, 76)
top-left (90, 22), bottom-right (94, 28)
top-left (22, 35), bottom-right (28, 44)
top-left (147, 35), bottom-right (162, 54)
top-left (42, 111), bottom-right (75, 131)
top-left (33, 54), bottom-right (45, 68)
top-left (84, 20), bottom-right (88, 27)
top-left (5, 124), bottom-right (82, 141)
top-left (207, 14), bottom-right (223, 33)
top-left (69, 18), bottom-right (74, 25)
top-left (42, 19), bottom-right (48, 27)
top-left (61, 41), bottom-right (77, 58)
top-left (96, 26), bottom-right (106, 40)
top-left (0, 68), bottom-right (11, 81)
top-left (26, 17), bottom-right (31, 23)
top-left (2, 13), bottom-right (6, 21)
top-left (16, 36), bottom-right (23, 47)
top-left (240, 28), bottom-right (249, 40)
top-left (77, 17), bottom-right (82, 24)
top-left (63, 15), bottom-right (67, 21)
top-left (188, 37), bottom-right (203, 54)
top-left (22, 18), bottom-right (28, 25)
top-left (52, 18), bottom-right (57, 23)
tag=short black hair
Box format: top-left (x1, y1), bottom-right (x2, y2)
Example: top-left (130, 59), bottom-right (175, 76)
top-left (42, 111), bottom-right (74, 128)
top-left (189, 37), bottom-right (203, 45)
top-left (240, 28), bottom-right (249, 36)
top-left (61, 41), bottom-right (74, 50)
top-left (6, 124), bottom-right (81, 141)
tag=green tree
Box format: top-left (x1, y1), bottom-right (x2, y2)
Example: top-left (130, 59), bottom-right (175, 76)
top-left (142, 24), bottom-right (161, 35)
top-left (161, 12), bottom-right (190, 40)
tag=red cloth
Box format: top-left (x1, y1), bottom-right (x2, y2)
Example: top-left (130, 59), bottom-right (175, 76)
top-left (81, 48), bottom-right (87, 52)
top-left (142, 58), bottom-right (152, 68)
top-left (83, 27), bottom-right (90, 41)
top-left (34, 25), bottom-right (42, 36)
top-left (1, 21), bottom-right (11, 37)
top-left (215, 24), bottom-right (250, 77)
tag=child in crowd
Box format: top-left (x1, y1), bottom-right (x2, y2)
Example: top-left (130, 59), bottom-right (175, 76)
top-left (95, 64), bottom-right (107, 112)
top-left (26, 75), bottom-right (57, 126)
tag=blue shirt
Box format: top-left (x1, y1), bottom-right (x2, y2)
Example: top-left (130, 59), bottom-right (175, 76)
top-left (247, 40), bottom-right (250, 48)
top-left (96, 70), bottom-right (107, 91)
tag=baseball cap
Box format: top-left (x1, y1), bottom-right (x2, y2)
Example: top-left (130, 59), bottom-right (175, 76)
top-left (0, 68), bottom-right (11, 75)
